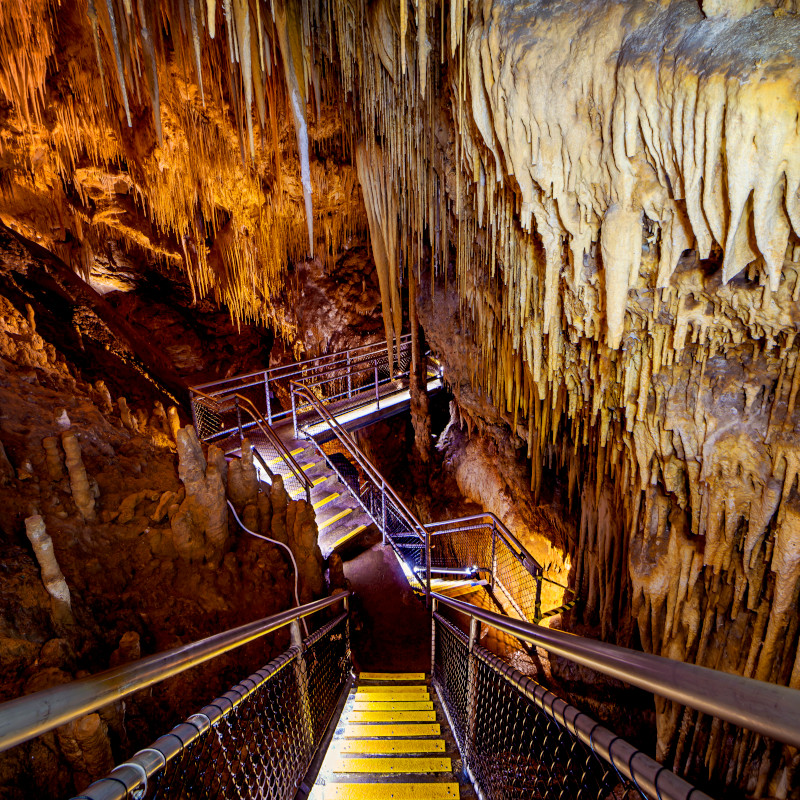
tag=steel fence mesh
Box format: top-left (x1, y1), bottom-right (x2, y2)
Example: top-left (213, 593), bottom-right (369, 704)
top-left (79, 614), bottom-right (350, 800)
top-left (433, 614), bottom-right (645, 800)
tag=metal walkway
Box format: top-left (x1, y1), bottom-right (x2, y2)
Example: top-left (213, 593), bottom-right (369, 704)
top-left (1, 340), bottom-right (800, 799)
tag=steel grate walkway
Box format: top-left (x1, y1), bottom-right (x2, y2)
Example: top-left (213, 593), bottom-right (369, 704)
top-left (309, 672), bottom-right (472, 800)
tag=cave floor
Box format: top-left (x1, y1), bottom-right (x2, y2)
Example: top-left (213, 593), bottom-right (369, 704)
top-left (344, 544), bottom-right (430, 673)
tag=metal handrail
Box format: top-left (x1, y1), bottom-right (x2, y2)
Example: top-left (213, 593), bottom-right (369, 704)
top-left (0, 591), bottom-right (351, 754)
top-left (432, 592), bottom-right (800, 749)
top-left (290, 380), bottom-right (432, 601)
top-left (425, 513), bottom-right (543, 575)
top-left (189, 335), bottom-right (412, 393)
top-left (431, 612), bottom-right (710, 800)
top-left (232, 393), bottom-right (314, 503)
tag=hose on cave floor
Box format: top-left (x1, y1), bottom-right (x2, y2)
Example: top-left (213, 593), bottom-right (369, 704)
top-left (226, 500), bottom-right (309, 636)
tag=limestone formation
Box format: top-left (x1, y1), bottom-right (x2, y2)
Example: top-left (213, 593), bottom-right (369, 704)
top-left (171, 426), bottom-right (229, 564)
top-left (56, 713), bottom-right (114, 790)
top-left (24, 515), bottom-right (73, 626)
top-left (167, 406), bottom-right (181, 442)
top-left (42, 436), bottom-right (64, 481)
top-left (61, 431), bottom-right (96, 521)
top-left (117, 397), bottom-right (135, 431)
top-left (228, 439), bottom-right (258, 510)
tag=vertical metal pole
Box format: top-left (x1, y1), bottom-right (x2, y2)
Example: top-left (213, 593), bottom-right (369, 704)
top-left (381, 484), bottom-right (387, 545)
top-left (374, 364), bottom-right (380, 409)
top-left (265, 372), bottom-right (272, 426)
top-left (292, 387), bottom-right (298, 438)
top-left (490, 526), bottom-right (497, 591)
top-left (430, 597), bottom-right (438, 677)
top-left (534, 569), bottom-right (543, 623)
top-left (425, 526), bottom-right (432, 608)
top-left (347, 351), bottom-right (352, 398)
top-left (189, 392), bottom-right (199, 436)
top-left (466, 616), bottom-right (479, 761)
top-left (234, 397), bottom-right (244, 450)
top-left (290, 620), bottom-right (314, 752)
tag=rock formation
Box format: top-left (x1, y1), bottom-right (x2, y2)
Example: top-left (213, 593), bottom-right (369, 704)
top-left (61, 432), bottom-right (97, 522)
top-left (2, 0), bottom-right (800, 796)
top-left (24, 515), bottom-right (74, 627)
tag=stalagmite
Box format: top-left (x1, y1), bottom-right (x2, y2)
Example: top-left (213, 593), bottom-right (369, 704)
top-left (61, 431), bottom-right (96, 521)
top-left (25, 515), bottom-right (73, 626)
top-left (228, 438), bottom-right (258, 509)
top-left (42, 436), bottom-right (64, 480)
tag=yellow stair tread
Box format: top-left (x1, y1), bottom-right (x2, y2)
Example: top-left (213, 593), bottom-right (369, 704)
top-left (319, 507), bottom-right (355, 530)
top-left (359, 672), bottom-right (426, 681)
top-left (267, 448), bottom-right (303, 465)
top-left (343, 724), bottom-right (440, 738)
top-left (323, 784), bottom-right (460, 799)
top-left (333, 524), bottom-right (367, 548)
top-left (348, 711), bottom-right (436, 723)
top-left (314, 492), bottom-right (340, 509)
top-left (352, 701), bottom-right (433, 711)
top-left (356, 686), bottom-right (429, 695)
top-left (354, 694), bottom-right (430, 704)
top-left (337, 739), bottom-right (446, 754)
top-left (332, 757), bottom-right (452, 774)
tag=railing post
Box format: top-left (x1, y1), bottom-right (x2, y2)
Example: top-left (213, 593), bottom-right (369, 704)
top-left (374, 364), bottom-right (380, 409)
top-left (381, 484), bottom-right (387, 545)
top-left (264, 372), bottom-right (273, 426)
top-left (466, 615), bottom-right (479, 760)
top-left (347, 351), bottom-right (352, 398)
top-left (290, 619), bottom-right (314, 753)
top-left (430, 597), bottom-right (438, 677)
top-left (425, 527), bottom-right (432, 608)
top-left (292, 386), bottom-right (299, 438)
top-left (534, 569), bottom-right (543, 623)
top-left (189, 391), bottom-right (199, 435)
top-left (490, 526), bottom-right (497, 591)
top-left (234, 396), bottom-right (244, 449)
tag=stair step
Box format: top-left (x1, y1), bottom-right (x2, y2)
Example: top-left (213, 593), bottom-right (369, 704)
top-left (352, 701), bottom-right (433, 711)
top-left (332, 523), bottom-right (367, 549)
top-left (314, 491), bottom-right (341, 510)
top-left (337, 740), bottom-right (446, 755)
top-left (323, 784), bottom-right (460, 799)
top-left (348, 710), bottom-right (437, 723)
top-left (319, 507), bottom-right (355, 530)
top-left (355, 687), bottom-right (429, 696)
top-left (359, 673), bottom-right (426, 681)
top-left (332, 757), bottom-right (452, 774)
top-left (342, 724), bottom-right (440, 738)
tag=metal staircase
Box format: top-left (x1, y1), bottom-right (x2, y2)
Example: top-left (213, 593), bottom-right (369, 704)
top-left (2, 340), bottom-right (800, 799)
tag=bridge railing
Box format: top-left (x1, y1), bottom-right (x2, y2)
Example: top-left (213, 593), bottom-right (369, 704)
top-left (189, 336), bottom-right (415, 439)
top-left (0, 592), bottom-right (352, 800)
top-left (289, 382), bottom-right (558, 625)
top-left (431, 592), bottom-right (800, 800)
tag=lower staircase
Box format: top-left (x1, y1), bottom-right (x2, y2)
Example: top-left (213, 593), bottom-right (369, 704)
top-left (310, 672), bottom-right (474, 800)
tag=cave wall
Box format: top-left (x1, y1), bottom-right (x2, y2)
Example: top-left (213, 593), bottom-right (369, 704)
top-left (2, 0), bottom-right (800, 795)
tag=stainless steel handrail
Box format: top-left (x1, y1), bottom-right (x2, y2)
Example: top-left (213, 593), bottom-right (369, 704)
top-left (431, 611), bottom-right (711, 800)
top-left (432, 592), bottom-right (800, 749)
top-left (290, 380), bottom-right (433, 601)
top-left (0, 591), bottom-right (351, 753)
top-left (189, 335), bottom-right (412, 393)
top-left (425, 513), bottom-right (542, 575)
top-left (232, 393), bottom-right (314, 503)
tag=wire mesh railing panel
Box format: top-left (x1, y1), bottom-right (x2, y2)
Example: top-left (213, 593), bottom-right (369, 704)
top-left (433, 613), bottom-right (471, 751)
top-left (138, 654), bottom-right (309, 800)
top-left (76, 613), bottom-right (352, 800)
top-left (433, 614), bottom-right (645, 800)
top-left (303, 614), bottom-right (350, 742)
